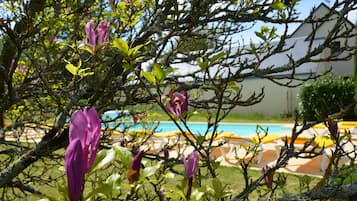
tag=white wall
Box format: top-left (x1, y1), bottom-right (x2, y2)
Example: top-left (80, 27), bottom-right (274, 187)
top-left (231, 78), bottom-right (304, 117)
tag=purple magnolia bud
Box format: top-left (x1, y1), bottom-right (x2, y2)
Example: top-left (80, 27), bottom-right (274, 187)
top-left (9, 59), bottom-right (15, 70)
top-left (97, 20), bottom-right (110, 45)
top-left (262, 165), bottom-right (274, 189)
top-left (128, 150), bottom-right (144, 183)
top-left (85, 20), bottom-right (96, 48)
top-left (182, 91), bottom-right (189, 113)
top-left (165, 90), bottom-right (188, 117)
top-left (83, 108), bottom-right (101, 171)
top-left (182, 151), bottom-right (198, 179)
top-left (164, 148), bottom-right (169, 159)
top-left (327, 119), bottom-right (338, 136)
top-left (65, 139), bottom-right (84, 201)
top-left (131, 150), bottom-right (144, 171)
top-left (135, 62), bottom-right (142, 76)
top-left (119, 139), bottom-right (125, 147)
top-left (159, 189), bottom-right (165, 199)
top-left (69, 108), bottom-right (101, 172)
top-left (133, 114), bottom-right (139, 123)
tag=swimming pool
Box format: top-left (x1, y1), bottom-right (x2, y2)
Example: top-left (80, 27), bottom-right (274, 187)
top-left (101, 111), bottom-right (292, 136)
top-left (158, 122), bottom-right (291, 136)
top-left (110, 122), bottom-right (291, 137)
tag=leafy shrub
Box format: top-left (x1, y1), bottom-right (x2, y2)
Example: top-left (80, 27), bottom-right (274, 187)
top-left (299, 76), bottom-right (355, 121)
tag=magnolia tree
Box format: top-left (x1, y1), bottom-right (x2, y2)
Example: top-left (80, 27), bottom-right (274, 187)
top-left (0, 0), bottom-right (357, 200)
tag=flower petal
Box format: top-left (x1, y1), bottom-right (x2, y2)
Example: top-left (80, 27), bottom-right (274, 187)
top-left (183, 151), bottom-right (198, 179)
top-left (69, 110), bottom-right (88, 147)
top-left (65, 139), bottom-right (84, 201)
top-left (85, 20), bottom-right (96, 48)
top-left (97, 20), bottom-right (110, 45)
top-left (83, 108), bottom-right (101, 172)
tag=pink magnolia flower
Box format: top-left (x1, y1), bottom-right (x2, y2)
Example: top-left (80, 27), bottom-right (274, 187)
top-left (65, 139), bottom-right (84, 201)
top-left (182, 151), bottom-right (198, 179)
top-left (69, 108), bottom-right (101, 172)
top-left (17, 65), bottom-right (26, 73)
top-left (165, 90), bottom-right (189, 117)
top-left (69, 91), bottom-right (75, 97)
top-left (85, 20), bottom-right (96, 48)
top-left (97, 20), bottom-right (110, 45)
top-left (133, 112), bottom-right (146, 123)
top-left (50, 36), bottom-right (58, 43)
top-left (65, 108), bottom-right (101, 201)
top-left (262, 165), bottom-right (274, 189)
top-left (85, 20), bottom-right (110, 51)
top-left (128, 150), bottom-right (144, 183)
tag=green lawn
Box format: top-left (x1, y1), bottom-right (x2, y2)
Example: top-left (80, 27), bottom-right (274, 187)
top-left (0, 142), bottom-right (320, 200)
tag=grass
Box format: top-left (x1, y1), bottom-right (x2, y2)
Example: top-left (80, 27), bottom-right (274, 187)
top-left (1, 110), bottom-right (300, 200)
top-left (0, 142), bottom-right (321, 200)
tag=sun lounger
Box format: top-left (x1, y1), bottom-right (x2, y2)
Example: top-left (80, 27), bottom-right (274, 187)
top-left (219, 134), bottom-right (281, 164)
top-left (279, 135), bottom-right (334, 171)
top-left (308, 121), bottom-right (357, 135)
top-left (148, 130), bottom-right (196, 153)
top-left (205, 132), bottom-right (234, 141)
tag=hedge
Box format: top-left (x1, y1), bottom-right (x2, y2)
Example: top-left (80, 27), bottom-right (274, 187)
top-left (298, 76), bottom-right (355, 121)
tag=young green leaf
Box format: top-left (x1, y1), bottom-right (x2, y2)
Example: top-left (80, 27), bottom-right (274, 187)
top-left (128, 44), bottom-right (144, 57)
top-left (141, 71), bottom-right (156, 84)
top-left (65, 63), bottom-right (78, 76)
top-left (153, 63), bottom-right (165, 82)
top-left (196, 57), bottom-right (209, 69)
top-left (271, 1), bottom-right (284, 11)
top-left (114, 146), bottom-right (133, 169)
top-left (90, 148), bottom-right (116, 172)
top-left (113, 38), bottom-right (129, 56)
top-left (209, 52), bottom-right (226, 64)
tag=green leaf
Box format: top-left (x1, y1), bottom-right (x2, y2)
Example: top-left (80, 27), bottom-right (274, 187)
top-left (90, 148), bottom-right (116, 172)
top-left (77, 68), bottom-right (94, 77)
top-left (153, 63), bottom-right (165, 82)
top-left (143, 161), bottom-right (163, 178)
top-left (227, 81), bottom-right (240, 91)
top-left (141, 71), bottom-right (156, 84)
top-left (191, 189), bottom-right (204, 201)
top-left (84, 182), bottom-right (112, 200)
top-left (212, 178), bottom-right (223, 194)
top-left (196, 57), bottom-right (209, 69)
top-left (105, 173), bottom-right (122, 191)
top-left (209, 51), bottom-right (226, 64)
top-left (114, 146), bottom-right (133, 169)
top-left (255, 31), bottom-right (266, 41)
top-left (65, 63), bottom-right (78, 76)
top-left (113, 38), bottom-right (129, 56)
top-left (128, 44), bottom-right (144, 57)
top-left (79, 45), bottom-right (94, 55)
top-left (271, 1), bottom-right (284, 11)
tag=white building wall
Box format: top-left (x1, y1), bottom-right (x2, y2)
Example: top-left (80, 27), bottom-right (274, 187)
top-left (232, 78), bottom-right (304, 117)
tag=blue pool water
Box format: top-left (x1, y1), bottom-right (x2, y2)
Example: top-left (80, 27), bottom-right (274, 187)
top-left (107, 121), bottom-right (291, 136)
top-left (101, 110), bottom-right (292, 136)
top-left (156, 122), bottom-right (291, 136)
